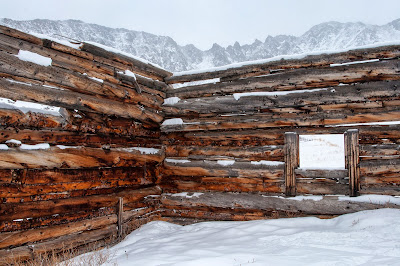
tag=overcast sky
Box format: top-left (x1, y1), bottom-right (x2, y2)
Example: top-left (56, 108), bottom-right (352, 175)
top-left (0, 0), bottom-right (399, 50)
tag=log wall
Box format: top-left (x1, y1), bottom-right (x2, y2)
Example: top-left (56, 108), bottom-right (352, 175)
top-left (0, 25), bottom-right (171, 263)
top-left (161, 45), bottom-right (400, 222)
top-left (1, 24), bottom-right (400, 263)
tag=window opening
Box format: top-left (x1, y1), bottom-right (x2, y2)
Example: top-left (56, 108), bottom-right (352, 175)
top-left (299, 134), bottom-right (345, 170)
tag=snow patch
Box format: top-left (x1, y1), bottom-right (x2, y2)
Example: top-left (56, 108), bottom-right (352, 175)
top-left (165, 158), bottom-right (191, 164)
top-left (339, 195), bottom-right (400, 205)
top-left (0, 144), bottom-right (9, 150)
top-left (30, 32), bottom-right (82, 49)
top-left (163, 97), bottom-right (181, 105)
top-left (56, 145), bottom-right (82, 150)
top-left (217, 160), bottom-right (235, 166)
top-left (233, 88), bottom-right (327, 100)
top-left (124, 70), bottom-right (137, 80)
top-left (162, 118), bottom-right (183, 126)
top-left (20, 143), bottom-right (50, 150)
top-left (171, 78), bottom-right (220, 89)
top-left (16, 50), bottom-right (52, 66)
top-left (170, 192), bottom-right (204, 198)
top-left (251, 160), bottom-right (284, 166)
top-left (330, 59), bottom-right (380, 67)
top-left (0, 97), bottom-right (61, 116)
top-left (82, 73), bottom-right (103, 83)
top-left (122, 147), bottom-right (160, 155)
top-left (71, 209), bottom-right (400, 266)
top-left (328, 121), bottom-right (400, 127)
top-left (5, 139), bottom-right (22, 145)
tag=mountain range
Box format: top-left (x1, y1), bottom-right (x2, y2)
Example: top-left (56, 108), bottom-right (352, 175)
top-left (1, 18), bottom-right (400, 72)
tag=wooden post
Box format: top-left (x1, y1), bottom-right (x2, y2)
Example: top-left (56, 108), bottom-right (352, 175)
top-left (345, 129), bottom-right (360, 197)
top-left (284, 132), bottom-right (299, 197)
top-left (117, 197), bottom-right (123, 240)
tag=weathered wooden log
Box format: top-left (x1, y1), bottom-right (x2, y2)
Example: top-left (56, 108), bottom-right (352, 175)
top-left (360, 144), bottom-right (400, 160)
top-left (284, 132), bottom-right (298, 196)
top-left (0, 128), bottom-right (160, 148)
top-left (0, 185), bottom-right (161, 222)
top-left (165, 145), bottom-right (284, 161)
top-left (162, 109), bottom-right (400, 132)
top-left (345, 130), bottom-right (360, 197)
top-left (0, 166), bottom-right (155, 185)
top-left (0, 145), bottom-right (163, 169)
top-left (295, 169), bottom-right (348, 179)
top-left (161, 180), bottom-right (284, 194)
top-left (167, 59), bottom-right (400, 99)
top-left (0, 107), bottom-right (160, 138)
top-left (80, 43), bottom-right (172, 80)
top-left (0, 25), bottom-right (43, 45)
top-left (160, 191), bottom-right (400, 217)
top-left (166, 45), bottom-right (400, 84)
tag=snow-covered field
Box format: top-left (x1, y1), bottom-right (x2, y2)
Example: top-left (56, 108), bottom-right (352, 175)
top-left (72, 209), bottom-right (400, 266)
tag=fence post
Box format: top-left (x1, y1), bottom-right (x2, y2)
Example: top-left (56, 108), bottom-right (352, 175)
top-left (345, 129), bottom-right (360, 197)
top-left (284, 132), bottom-right (299, 196)
top-left (117, 197), bottom-right (123, 240)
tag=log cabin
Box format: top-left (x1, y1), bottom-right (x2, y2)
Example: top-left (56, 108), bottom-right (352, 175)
top-left (0, 25), bottom-right (399, 263)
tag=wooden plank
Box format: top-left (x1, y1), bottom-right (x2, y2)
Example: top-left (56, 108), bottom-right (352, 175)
top-left (0, 25), bottom-right (43, 45)
top-left (0, 185), bottom-right (161, 222)
top-left (295, 169), bottom-right (348, 179)
top-left (284, 132), bottom-right (298, 196)
top-left (165, 45), bottom-right (400, 84)
top-left (167, 59), bottom-right (400, 99)
top-left (345, 129), bottom-right (360, 197)
top-left (0, 79), bottom-right (163, 125)
top-left (117, 197), bottom-right (123, 240)
top-left (360, 144), bottom-right (400, 160)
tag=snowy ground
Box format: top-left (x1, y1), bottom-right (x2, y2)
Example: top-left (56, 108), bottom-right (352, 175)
top-left (71, 209), bottom-right (400, 266)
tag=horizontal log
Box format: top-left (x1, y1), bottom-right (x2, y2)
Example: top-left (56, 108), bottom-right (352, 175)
top-left (161, 180), bottom-right (284, 193)
top-left (80, 43), bottom-right (172, 80)
top-left (165, 145), bottom-right (284, 161)
top-left (0, 79), bottom-right (163, 125)
top-left (0, 108), bottom-right (160, 137)
top-left (0, 25), bottom-right (43, 45)
top-left (0, 145), bottom-right (163, 169)
top-left (295, 169), bottom-right (348, 179)
top-left (164, 80), bottom-right (400, 116)
top-left (360, 144), bottom-right (400, 160)
top-left (0, 185), bottom-right (161, 222)
top-left (0, 128), bottom-right (160, 148)
top-left (162, 159), bottom-right (284, 177)
top-left (296, 182), bottom-right (348, 195)
top-left (0, 166), bottom-right (156, 185)
top-left (167, 59), bottom-right (400, 99)
top-left (162, 109), bottom-right (400, 132)
top-left (160, 191), bottom-right (400, 216)
top-left (166, 45), bottom-right (400, 84)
